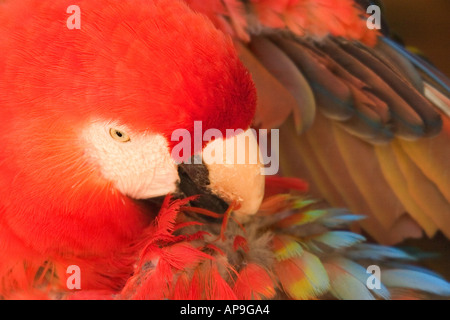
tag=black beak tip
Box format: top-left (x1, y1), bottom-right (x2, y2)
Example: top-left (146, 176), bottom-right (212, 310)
top-left (176, 161), bottom-right (229, 215)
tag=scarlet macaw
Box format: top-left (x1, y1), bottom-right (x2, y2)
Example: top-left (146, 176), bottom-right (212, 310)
top-left (0, 0), bottom-right (449, 299)
top-left (185, 0), bottom-right (450, 245)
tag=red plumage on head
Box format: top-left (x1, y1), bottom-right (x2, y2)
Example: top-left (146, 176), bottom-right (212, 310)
top-left (0, 0), bottom-right (256, 297)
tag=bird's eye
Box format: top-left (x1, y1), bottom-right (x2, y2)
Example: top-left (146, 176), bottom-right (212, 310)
top-left (109, 128), bottom-right (131, 142)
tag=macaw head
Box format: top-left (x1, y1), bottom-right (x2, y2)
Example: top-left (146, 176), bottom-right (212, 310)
top-left (0, 0), bottom-right (264, 255)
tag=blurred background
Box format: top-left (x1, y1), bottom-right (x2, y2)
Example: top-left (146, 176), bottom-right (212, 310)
top-left (382, 0), bottom-right (450, 77)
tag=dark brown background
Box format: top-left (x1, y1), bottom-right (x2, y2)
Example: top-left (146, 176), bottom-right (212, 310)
top-left (382, 0), bottom-right (450, 77)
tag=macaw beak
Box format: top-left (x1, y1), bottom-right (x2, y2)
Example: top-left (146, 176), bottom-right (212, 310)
top-left (177, 129), bottom-right (265, 220)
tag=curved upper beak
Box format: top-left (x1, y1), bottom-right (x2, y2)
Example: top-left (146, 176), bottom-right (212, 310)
top-left (177, 129), bottom-right (265, 220)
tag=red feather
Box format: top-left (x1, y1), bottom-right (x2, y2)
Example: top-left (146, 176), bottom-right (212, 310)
top-left (0, 0), bottom-right (257, 298)
top-left (233, 264), bottom-right (277, 300)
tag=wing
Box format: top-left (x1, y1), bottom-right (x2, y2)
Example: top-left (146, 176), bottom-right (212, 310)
top-left (185, 0), bottom-right (450, 244)
top-left (119, 184), bottom-right (450, 300)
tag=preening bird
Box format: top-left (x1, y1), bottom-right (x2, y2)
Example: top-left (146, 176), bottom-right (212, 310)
top-left (0, 0), bottom-right (263, 297)
top-left (186, 0), bottom-right (450, 245)
top-left (0, 0), bottom-right (449, 300)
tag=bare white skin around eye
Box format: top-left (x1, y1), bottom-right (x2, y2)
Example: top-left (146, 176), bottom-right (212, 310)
top-left (81, 120), bottom-right (179, 199)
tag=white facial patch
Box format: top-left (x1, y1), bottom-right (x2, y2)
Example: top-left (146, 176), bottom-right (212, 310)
top-left (81, 120), bottom-right (179, 199)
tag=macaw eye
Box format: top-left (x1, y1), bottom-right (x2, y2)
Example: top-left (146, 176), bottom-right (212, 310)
top-left (109, 128), bottom-right (131, 142)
